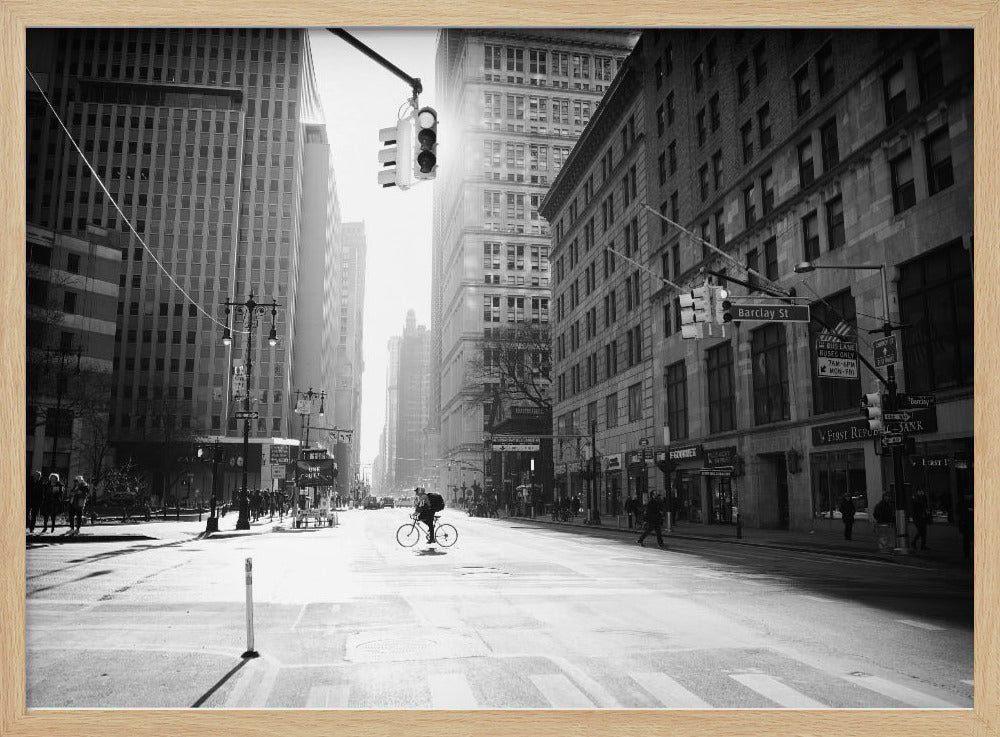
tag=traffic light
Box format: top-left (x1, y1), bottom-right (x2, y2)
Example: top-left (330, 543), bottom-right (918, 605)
top-left (860, 392), bottom-right (884, 432)
top-left (414, 106), bottom-right (438, 180)
top-left (377, 115), bottom-right (413, 190)
top-left (678, 284), bottom-right (711, 339)
top-left (710, 285), bottom-right (731, 324)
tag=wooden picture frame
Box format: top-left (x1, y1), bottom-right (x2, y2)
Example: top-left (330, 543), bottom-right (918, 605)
top-left (2, 2), bottom-right (997, 736)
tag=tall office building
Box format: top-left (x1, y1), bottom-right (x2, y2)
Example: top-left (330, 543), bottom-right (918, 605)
top-left (429, 29), bottom-right (638, 496)
top-left (544, 29), bottom-right (973, 532)
top-left (26, 28), bottom-right (333, 501)
top-left (334, 221), bottom-right (367, 495)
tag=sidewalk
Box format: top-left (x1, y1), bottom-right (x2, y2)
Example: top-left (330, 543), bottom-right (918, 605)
top-left (509, 511), bottom-right (971, 569)
top-left (26, 514), bottom-right (281, 544)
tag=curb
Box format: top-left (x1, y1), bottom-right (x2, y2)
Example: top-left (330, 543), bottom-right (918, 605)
top-left (508, 516), bottom-right (966, 569)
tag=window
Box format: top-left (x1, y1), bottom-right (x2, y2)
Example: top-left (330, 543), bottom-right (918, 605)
top-left (658, 152), bottom-right (667, 185)
top-left (693, 55), bottom-right (704, 92)
top-left (809, 290), bottom-right (859, 414)
top-left (925, 128), bottom-right (954, 195)
top-left (803, 211), bottom-right (820, 260)
top-left (606, 392), bottom-right (618, 429)
top-left (753, 41), bottom-right (768, 84)
top-left (714, 209), bottom-right (725, 250)
top-left (66, 253), bottom-right (80, 274)
top-left (737, 60), bottom-right (750, 101)
top-left (918, 37), bottom-right (944, 100)
top-left (709, 93), bottom-right (720, 131)
top-left (627, 381), bottom-right (644, 422)
top-left (711, 150), bottom-right (723, 189)
top-left (696, 109), bottom-right (706, 146)
top-left (764, 237), bottom-right (778, 280)
top-left (668, 140), bottom-right (677, 174)
top-left (746, 248), bottom-right (760, 292)
top-left (751, 324), bottom-right (790, 425)
top-left (884, 63), bottom-right (907, 124)
top-left (743, 184), bottom-right (756, 228)
top-left (899, 239), bottom-right (973, 391)
top-left (664, 362), bottom-right (687, 439)
top-left (656, 104), bottom-right (664, 136)
top-left (62, 291), bottom-right (77, 314)
top-left (698, 165), bottom-right (709, 201)
top-left (757, 103), bottom-right (771, 149)
top-left (826, 196), bottom-right (845, 250)
top-left (794, 66), bottom-right (811, 116)
top-left (810, 41), bottom-right (833, 96)
top-left (707, 343), bottom-right (735, 432)
top-left (798, 139), bottom-right (815, 188)
top-left (820, 118), bottom-right (839, 171)
top-left (666, 92), bottom-right (675, 124)
top-left (740, 121), bottom-right (753, 164)
top-left (890, 151), bottom-right (917, 214)
top-left (761, 169), bottom-right (774, 215)
top-left (626, 325), bottom-right (643, 366)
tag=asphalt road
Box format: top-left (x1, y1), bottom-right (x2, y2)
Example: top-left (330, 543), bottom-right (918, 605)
top-left (26, 509), bottom-right (973, 709)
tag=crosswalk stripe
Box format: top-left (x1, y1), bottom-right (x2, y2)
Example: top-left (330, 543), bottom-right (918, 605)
top-left (842, 674), bottom-right (960, 708)
top-left (305, 685), bottom-right (350, 708)
top-left (730, 673), bottom-right (827, 708)
top-left (530, 673), bottom-right (595, 708)
top-left (897, 619), bottom-right (945, 631)
top-left (429, 673), bottom-right (477, 709)
top-left (631, 672), bottom-right (712, 708)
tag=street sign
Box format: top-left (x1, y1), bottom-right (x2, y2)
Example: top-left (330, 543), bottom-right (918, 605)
top-left (270, 445), bottom-right (290, 464)
top-left (492, 436), bottom-right (540, 452)
top-left (816, 339), bottom-right (858, 379)
top-left (873, 335), bottom-right (897, 367)
top-left (881, 434), bottom-right (904, 448)
top-left (235, 410), bottom-right (258, 420)
top-left (898, 393), bottom-right (935, 409)
top-left (728, 303), bottom-right (811, 323)
top-left (883, 412), bottom-right (912, 421)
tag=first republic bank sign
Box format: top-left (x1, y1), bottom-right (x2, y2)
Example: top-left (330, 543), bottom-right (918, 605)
top-left (812, 407), bottom-right (938, 446)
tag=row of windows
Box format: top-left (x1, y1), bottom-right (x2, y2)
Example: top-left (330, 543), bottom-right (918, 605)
top-left (483, 44), bottom-right (619, 82)
top-left (555, 322), bottom-right (644, 400)
top-left (557, 382), bottom-right (645, 437)
top-left (482, 242), bottom-right (550, 271)
top-left (482, 295), bottom-right (550, 324)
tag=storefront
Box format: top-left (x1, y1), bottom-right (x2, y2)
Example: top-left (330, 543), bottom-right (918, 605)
top-left (702, 446), bottom-right (741, 525)
top-left (625, 450), bottom-right (648, 506)
top-left (907, 437), bottom-right (973, 523)
top-left (662, 443), bottom-right (704, 523)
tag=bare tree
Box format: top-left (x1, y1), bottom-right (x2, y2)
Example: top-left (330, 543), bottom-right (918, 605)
top-left (467, 323), bottom-right (552, 429)
top-left (70, 370), bottom-right (116, 491)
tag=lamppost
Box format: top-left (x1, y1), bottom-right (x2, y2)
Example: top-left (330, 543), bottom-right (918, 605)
top-left (33, 344), bottom-right (82, 479)
top-left (221, 292), bottom-right (280, 531)
top-left (293, 387), bottom-right (325, 522)
top-left (794, 260), bottom-right (909, 554)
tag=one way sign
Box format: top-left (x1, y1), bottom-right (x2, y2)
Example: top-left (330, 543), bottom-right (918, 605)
top-left (873, 335), bottom-right (897, 368)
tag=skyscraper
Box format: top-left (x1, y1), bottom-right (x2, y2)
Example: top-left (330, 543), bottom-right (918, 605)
top-left (429, 29), bottom-right (638, 498)
top-left (25, 28), bottom-right (342, 502)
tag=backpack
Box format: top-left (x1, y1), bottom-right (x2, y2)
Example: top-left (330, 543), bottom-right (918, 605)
top-left (426, 492), bottom-right (445, 512)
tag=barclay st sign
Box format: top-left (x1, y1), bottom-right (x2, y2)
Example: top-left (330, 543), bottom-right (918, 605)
top-left (730, 303), bottom-right (810, 322)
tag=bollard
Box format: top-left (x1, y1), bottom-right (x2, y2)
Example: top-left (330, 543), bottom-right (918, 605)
top-left (242, 557), bottom-right (259, 658)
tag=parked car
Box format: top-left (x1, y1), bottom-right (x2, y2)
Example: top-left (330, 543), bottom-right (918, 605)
top-left (380, 497), bottom-right (395, 508)
top-left (363, 496), bottom-right (381, 510)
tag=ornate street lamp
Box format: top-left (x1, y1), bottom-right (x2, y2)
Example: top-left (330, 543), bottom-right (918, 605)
top-left (221, 292), bottom-right (281, 531)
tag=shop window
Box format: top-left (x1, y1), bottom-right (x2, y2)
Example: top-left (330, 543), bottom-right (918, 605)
top-left (810, 450), bottom-right (867, 521)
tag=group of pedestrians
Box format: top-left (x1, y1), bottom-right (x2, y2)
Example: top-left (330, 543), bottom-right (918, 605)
top-left (841, 488), bottom-right (974, 560)
top-left (27, 471), bottom-right (92, 535)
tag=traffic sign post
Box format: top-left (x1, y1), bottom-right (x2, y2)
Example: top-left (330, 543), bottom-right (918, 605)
top-left (235, 410), bottom-right (259, 420)
top-left (816, 338), bottom-right (858, 379)
top-left (873, 335), bottom-right (898, 367)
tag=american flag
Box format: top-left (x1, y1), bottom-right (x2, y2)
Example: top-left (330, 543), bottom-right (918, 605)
top-left (819, 319), bottom-right (854, 344)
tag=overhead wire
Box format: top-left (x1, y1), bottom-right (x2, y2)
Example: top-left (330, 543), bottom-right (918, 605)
top-left (26, 65), bottom-right (247, 334)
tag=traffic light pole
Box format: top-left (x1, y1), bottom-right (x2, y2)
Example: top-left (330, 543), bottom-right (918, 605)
top-left (327, 28), bottom-right (423, 99)
top-left (878, 266), bottom-right (909, 554)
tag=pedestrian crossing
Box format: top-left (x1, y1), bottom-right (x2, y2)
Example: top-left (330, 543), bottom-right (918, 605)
top-left (230, 650), bottom-right (971, 710)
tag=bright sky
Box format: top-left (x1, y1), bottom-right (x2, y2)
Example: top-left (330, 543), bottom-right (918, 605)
top-left (308, 28), bottom-right (438, 472)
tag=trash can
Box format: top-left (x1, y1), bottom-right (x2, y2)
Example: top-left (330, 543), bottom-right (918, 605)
top-left (874, 523), bottom-right (893, 551)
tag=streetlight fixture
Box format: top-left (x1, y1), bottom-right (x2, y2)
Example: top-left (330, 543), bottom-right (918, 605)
top-left (221, 292), bottom-right (281, 531)
top-left (794, 260), bottom-right (909, 554)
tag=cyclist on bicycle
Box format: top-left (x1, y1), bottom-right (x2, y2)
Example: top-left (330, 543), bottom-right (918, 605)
top-left (414, 487), bottom-right (436, 544)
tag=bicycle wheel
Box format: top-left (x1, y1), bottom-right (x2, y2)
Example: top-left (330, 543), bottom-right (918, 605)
top-left (434, 523), bottom-right (458, 547)
top-left (396, 522), bottom-right (421, 547)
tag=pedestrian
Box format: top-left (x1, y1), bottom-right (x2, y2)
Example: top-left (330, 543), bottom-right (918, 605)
top-left (572, 496), bottom-right (580, 518)
top-left (624, 496), bottom-right (635, 529)
top-left (27, 470), bottom-right (44, 534)
top-left (40, 472), bottom-right (64, 533)
top-left (66, 476), bottom-right (90, 534)
top-left (958, 493), bottom-right (974, 561)
top-left (838, 493), bottom-right (856, 541)
top-left (637, 492), bottom-right (666, 548)
top-left (910, 488), bottom-right (930, 551)
top-left (872, 492), bottom-right (894, 524)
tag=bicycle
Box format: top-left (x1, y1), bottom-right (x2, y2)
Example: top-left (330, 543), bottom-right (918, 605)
top-left (396, 513), bottom-right (458, 548)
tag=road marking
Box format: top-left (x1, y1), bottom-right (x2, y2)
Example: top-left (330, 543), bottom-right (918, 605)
top-left (631, 672), bottom-right (712, 708)
top-left (730, 673), bottom-right (827, 708)
top-left (530, 673), bottom-right (595, 708)
top-left (290, 604), bottom-right (308, 631)
top-left (842, 674), bottom-right (960, 707)
top-left (429, 673), bottom-right (477, 709)
top-left (306, 685), bottom-right (350, 708)
top-left (897, 619), bottom-right (944, 631)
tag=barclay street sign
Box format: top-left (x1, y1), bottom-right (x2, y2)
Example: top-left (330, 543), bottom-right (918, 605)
top-left (729, 303), bottom-right (811, 322)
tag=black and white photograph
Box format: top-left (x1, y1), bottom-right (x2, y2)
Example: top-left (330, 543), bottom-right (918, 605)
top-left (21, 23), bottom-right (980, 718)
